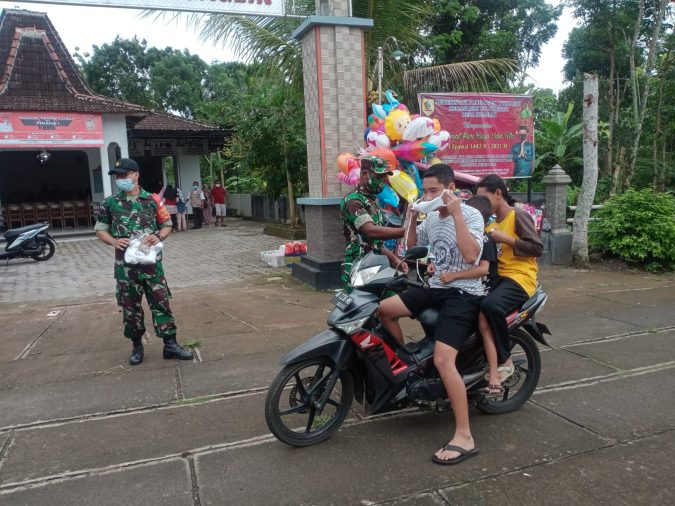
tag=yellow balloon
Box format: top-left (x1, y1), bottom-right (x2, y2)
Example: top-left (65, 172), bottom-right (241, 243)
top-left (384, 109), bottom-right (411, 141)
top-left (388, 170), bottom-right (418, 203)
top-left (430, 157), bottom-right (443, 165)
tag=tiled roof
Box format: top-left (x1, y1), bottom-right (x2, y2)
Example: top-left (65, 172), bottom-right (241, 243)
top-left (0, 9), bottom-right (148, 114)
top-left (0, 9), bottom-right (224, 137)
top-left (133, 111), bottom-right (220, 132)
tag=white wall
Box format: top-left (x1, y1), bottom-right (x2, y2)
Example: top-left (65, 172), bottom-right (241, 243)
top-left (176, 149), bottom-right (202, 211)
top-left (101, 114), bottom-right (128, 198)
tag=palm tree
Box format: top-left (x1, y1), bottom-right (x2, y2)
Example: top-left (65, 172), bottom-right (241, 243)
top-left (146, 1), bottom-right (516, 96)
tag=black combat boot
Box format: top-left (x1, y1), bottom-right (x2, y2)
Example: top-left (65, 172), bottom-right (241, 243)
top-left (163, 338), bottom-right (193, 360)
top-left (129, 339), bottom-right (144, 365)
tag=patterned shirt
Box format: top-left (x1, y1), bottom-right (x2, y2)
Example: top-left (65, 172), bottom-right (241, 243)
top-left (95, 189), bottom-right (172, 280)
top-left (417, 203), bottom-right (485, 295)
top-left (340, 188), bottom-right (386, 284)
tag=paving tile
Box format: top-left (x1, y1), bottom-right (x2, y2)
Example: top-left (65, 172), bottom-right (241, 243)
top-left (0, 366), bottom-right (177, 428)
top-left (534, 369), bottom-right (675, 441)
top-left (569, 329), bottom-right (675, 370)
top-left (0, 392), bottom-right (268, 484)
top-left (196, 403), bottom-right (605, 506)
top-left (438, 431), bottom-right (675, 506)
top-left (1, 459), bottom-right (192, 506)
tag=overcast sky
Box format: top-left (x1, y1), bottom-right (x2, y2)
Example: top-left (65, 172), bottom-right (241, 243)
top-left (2, 1), bottom-right (576, 93)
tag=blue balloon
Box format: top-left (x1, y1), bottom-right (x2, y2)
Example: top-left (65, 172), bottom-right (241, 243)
top-left (377, 185), bottom-right (400, 208)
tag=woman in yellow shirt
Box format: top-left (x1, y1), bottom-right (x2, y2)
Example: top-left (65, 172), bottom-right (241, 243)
top-left (476, 175), bottom-right (543, 391)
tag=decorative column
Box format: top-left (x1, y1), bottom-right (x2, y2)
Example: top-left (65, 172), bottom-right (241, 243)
top-left (291, 0), bottom-right (373, 289)
top-left (541, 164), bottom-right (573, 265)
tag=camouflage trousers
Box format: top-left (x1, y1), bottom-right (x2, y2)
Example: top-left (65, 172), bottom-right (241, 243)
top-left (115, 262), bottom-right (177, 341)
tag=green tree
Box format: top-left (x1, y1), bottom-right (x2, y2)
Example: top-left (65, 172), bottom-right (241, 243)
top-left (78, 37), bottom-right (208, 117)
top-left (149, 49), bottom-right (208, 118)
top-left (77, 36), bottom-right (159, 108)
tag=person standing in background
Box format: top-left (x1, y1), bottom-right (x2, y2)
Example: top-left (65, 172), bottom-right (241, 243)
top-left (189, 181), bottom-right (205, 229)
top-left (202, 183), bottom-right (213, 226)
top-left (175, 186), bottom-right (188, 231)
top-left (211, 181), bottom-right (229, 227)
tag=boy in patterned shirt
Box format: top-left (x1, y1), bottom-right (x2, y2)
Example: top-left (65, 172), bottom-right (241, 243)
top-left (378, 164), bottom-right (484, 466)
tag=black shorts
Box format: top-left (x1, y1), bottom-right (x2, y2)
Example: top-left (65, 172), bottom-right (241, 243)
top-left (399, 287), bottom-right (482, 350)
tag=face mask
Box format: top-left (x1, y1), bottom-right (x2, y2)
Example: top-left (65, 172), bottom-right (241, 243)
top-left (411, 189), bottom-right (452, 213)
top-left (366, 175), bottom-right (386, 195)
top-left (116, 178), bottom-right (135, 192)
top-left (193, 185), bottom-right (199, 190)
top-left (520, 134), bottom-right (527, 141)
top-left (215, 184), bottom-right (221, 187)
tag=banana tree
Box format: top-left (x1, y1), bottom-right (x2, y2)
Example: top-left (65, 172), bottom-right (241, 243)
top-left (534, 103), bottom-right (583, 170)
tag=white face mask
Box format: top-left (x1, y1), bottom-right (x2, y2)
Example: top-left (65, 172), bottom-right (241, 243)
top-left (412, 190), bottom-right (452, 213)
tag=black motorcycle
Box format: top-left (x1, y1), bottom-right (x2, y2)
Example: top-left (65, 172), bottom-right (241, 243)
top-left (265, 246), bottom-right (551, 447)
top-left (0, 222), bottom-right (56, 262)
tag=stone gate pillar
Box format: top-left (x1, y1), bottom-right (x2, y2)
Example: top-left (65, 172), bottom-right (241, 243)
top-left (541, 164), bottom-right (573, 265)
top-left (291, 1), bottom-right (373, 289)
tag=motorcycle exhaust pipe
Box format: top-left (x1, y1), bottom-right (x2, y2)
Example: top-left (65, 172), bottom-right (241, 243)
top-left (463, 370), bottom-right (486, 385)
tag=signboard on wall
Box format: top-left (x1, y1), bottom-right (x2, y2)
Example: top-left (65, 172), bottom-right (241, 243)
top-left (418, 93), bottom-right (535, 179)
top-left (183, 140), bottom-right (209, 155)
top-left (150, 140), bottom-right (175, 157)
top-left (19, 0), bottom-right (285, 16)
top-left (0, 112), bottom-right (104, 148)
top-left (129, 140), bottom-right (146, 157)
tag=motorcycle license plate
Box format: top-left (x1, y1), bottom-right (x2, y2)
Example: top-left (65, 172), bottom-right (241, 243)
top-left (331, 292), bottom-right (354, 311)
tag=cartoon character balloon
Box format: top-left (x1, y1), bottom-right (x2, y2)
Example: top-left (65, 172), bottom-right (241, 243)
top-left (384, 109), bottom-right (411, 142)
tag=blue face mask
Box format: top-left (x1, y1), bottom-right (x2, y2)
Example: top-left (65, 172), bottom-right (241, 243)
top-left (116, 178), bottom-right (135, 192)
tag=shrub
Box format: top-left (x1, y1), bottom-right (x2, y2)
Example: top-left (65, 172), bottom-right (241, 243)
top-left (590, 189), bottom-right (675, 269)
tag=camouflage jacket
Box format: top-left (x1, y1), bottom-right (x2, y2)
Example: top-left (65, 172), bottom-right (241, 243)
top-left (340, 188), bottom-right (386, 284)
top-left (96, 189), bottom-right (171, 280)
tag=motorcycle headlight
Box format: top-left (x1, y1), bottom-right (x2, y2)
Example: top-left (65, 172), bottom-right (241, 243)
top-left (350, 266), bottom-right (382, 287)
top-left (334, 316), bottom-right (370, 334)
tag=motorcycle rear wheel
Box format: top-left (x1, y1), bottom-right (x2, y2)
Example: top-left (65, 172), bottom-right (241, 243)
top-left (477, 329), bottom-right (541, 414)
top-left (32, 238), bottom-right (55, 261)
top-left (265, 358), bottom-right (354, 447)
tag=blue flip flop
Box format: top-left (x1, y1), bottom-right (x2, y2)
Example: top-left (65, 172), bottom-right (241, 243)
top-left (432, 444), bottom-right (480, 465)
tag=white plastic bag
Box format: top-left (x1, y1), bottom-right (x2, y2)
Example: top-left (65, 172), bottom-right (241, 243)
top-left (124, 234), bottom-right (163, 265)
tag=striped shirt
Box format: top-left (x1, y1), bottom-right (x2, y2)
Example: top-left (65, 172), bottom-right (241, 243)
top-left (417, 203), bottom-right (485, 295)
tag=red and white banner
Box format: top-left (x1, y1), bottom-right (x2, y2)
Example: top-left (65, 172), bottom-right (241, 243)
top-left (418, 93), bottom-right (535, 179)
top-left (0, 112), bottom-right (104, 148)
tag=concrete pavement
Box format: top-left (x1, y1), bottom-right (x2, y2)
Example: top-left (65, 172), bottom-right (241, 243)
top-left (0, 231), bottom-right (674, 505)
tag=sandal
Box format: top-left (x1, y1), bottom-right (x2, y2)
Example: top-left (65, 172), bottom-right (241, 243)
top-left (431, 444), bottom-right (480, 466)
top-left (483, 364), bottom-right (515, 383)
top-left (480, 384), bottom-right (505, 395)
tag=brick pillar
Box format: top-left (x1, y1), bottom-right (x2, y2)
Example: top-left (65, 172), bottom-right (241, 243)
top-left (291, 2), bottom-right (373, 289)
top-left (541, 164), bottom-right (573, 265)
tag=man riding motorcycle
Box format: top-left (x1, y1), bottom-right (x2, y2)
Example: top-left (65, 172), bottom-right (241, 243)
top-left (379, 163), bottom-right (485, 465)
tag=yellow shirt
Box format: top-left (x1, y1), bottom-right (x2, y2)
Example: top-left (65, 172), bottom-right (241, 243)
top-left (486, 209), bottom-right (539, 296)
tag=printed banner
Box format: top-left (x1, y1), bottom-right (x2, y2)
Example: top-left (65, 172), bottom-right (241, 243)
top-left (21, 0), bottom-right (285, 17)
top-left (418, 93), bottom-right (535, 179)
top-left (0, 112), bottom-right (104, 147)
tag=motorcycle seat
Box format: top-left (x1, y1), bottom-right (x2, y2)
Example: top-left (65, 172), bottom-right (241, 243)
top-left (4, 223), bottom-right (46, 240)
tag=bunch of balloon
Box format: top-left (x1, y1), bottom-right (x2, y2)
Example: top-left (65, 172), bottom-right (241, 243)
top-left (336, 89), bottom-right (453, 253)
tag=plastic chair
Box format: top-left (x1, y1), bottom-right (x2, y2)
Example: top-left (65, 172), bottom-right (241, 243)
top-left (61, 201), bottom-right (76, 228)
top-left (21, 203), bottom-right (37, 226)
top-left (48, 202), bottom-right (65, 229)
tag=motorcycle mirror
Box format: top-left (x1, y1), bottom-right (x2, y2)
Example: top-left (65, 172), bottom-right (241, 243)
top-left (405, 246), bottom-right (428, 261)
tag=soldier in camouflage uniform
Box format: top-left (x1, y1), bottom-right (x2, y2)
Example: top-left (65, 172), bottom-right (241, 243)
top-left (95, 158), bottom-right (193, 365)
top-left (341, 156), bottom-right (407, 286)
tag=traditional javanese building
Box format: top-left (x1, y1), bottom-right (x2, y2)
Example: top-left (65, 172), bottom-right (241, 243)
top-left (0, 8), bottom-right (228, 228)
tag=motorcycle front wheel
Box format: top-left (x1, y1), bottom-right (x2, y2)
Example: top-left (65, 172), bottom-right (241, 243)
top-left (477, 329), bottom-right (541, 414)
top-left (32, 238), bottom-right (55, 261)
top-left (265, 358), bottom-right (354, 447)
